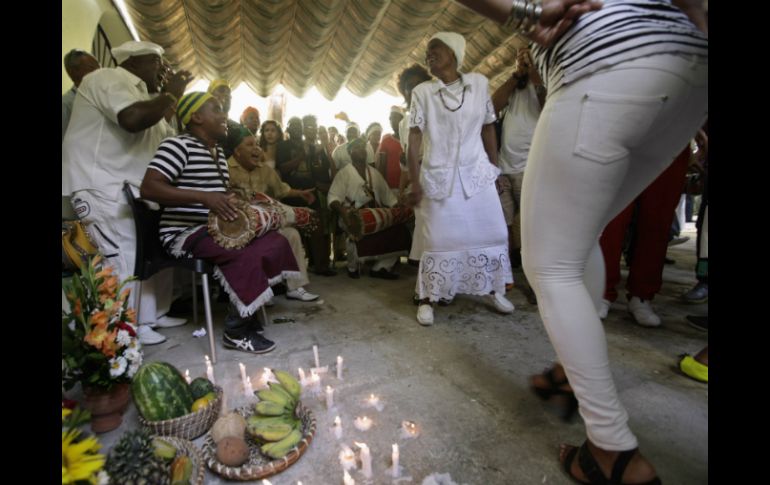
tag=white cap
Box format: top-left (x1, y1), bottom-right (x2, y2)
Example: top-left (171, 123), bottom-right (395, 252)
top-left (429, 32), bottom-right (466, 69)
top-left (111, 41), bottom-right (164, 64)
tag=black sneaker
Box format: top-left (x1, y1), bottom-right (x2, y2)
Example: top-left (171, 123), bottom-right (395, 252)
top-left (223, 331), bottom-right (276, 354)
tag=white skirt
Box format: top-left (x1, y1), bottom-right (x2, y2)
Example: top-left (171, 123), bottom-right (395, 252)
top-left (413, 177), bottom-right (512, 301)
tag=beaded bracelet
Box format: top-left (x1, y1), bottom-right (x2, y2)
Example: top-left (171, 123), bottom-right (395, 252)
top-left (503, 0), bottom-right (543, 36)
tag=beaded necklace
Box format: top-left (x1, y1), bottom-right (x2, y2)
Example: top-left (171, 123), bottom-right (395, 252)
top-left (439, 78), bottom-right (467, 112)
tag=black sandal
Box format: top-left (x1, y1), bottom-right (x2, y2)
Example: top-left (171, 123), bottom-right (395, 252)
top-left (530, 366), bottom-right (579, 421)
top-left (562, 441), bottom-right (662, 485)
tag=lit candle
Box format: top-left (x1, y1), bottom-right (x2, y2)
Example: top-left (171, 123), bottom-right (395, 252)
top-left (391, 443), bottom-right (400, 478)
top-left (309, 369), bottom-right (321, 394)
top-left (333, 416), bottom-right (343, 439)
top-left (261, 480), bottom-right (272, 485)
top-left (325, 386), bottom-right (334, 409)
top-left (337, 355), bottom-right (344, 380)
top-left (363, 393), bottom-right (383, 411)
top-left (355, 442), bottom-right (372, 479)
top-left (339, 445), bottom-right (357, 471)
top-left (313, 345), bottom-right (320, 368)
top-left (400, 420), bottom-right (420, 439)
top-left (184, 369), bottom-right (191, 384)
top-left (257, 367), bottom-right (273, 389)
top-left (353, 416), bottom-right (372, 431)
top-left (298, 368), bottom-right (306, 386)
top-left (204, 355), bottom-right (215, 384)
top-left (343, 469), bottom-right (355, 485)
top-left (244, 376), bottom-right (254, 397)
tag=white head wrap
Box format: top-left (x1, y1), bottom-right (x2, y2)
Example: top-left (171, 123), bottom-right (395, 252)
top-left (429, 32), bottom-right (466, 69)
top-left (111, 41), bottom-right (164, 65)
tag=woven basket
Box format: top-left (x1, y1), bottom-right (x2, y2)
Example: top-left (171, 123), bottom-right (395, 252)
top-left (155, 436), bottom-right (206, 485)
top-left (202, 402), bottom-right (316, 481)
top-left (139, 386), bottom-right (223, 440)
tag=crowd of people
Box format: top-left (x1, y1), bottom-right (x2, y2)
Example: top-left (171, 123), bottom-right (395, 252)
top-left (62, 1), bottom-right (707, 482)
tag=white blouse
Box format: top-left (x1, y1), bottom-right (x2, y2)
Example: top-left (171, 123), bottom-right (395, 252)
top-left (408, 72), bottom-right (499, 200)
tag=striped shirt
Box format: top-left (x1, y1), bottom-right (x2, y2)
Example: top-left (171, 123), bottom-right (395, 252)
top-left (147, 134), bottom-right (229, 250)
top-left (532, 0), bottom-right (708, 93)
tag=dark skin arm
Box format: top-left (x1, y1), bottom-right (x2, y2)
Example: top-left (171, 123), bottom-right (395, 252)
top-left (406, 127), bottom-right (423, 207)
top-left (672, 0), bottom-right (707, 35)
top-left (140, 169), bottom-right (239, 221)
top-left (481, 123), bottom-right (499, 166)
top-left (117, 69), bottom-right (192, 133)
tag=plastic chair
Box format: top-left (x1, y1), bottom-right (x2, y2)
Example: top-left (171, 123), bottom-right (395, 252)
top-left (122, 182), bottom-right (219, 363)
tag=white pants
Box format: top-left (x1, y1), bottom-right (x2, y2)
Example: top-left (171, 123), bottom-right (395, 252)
top-left (278, 227), bottom-right (310, 290)
top-left (71, 189), bottom-right (173, 325)
top-left (521, 53), bottom-right (708, 450)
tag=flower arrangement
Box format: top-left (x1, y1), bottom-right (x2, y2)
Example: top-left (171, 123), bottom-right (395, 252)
top-left (62, 404), bottom-right (108, 484)
top-left (62, 255), bottom-right (143, 391)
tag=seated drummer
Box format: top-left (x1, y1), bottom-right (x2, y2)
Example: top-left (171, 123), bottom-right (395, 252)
top-left (226, 125), bottom-right (321, 303)
top-left (328, 137), bottom-right (406, 280)
top-left (140, 92), bottom-right (301, 355)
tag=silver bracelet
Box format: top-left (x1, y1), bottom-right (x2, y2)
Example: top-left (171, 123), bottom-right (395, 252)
top-left (503, 0), bottom-right (543, 36)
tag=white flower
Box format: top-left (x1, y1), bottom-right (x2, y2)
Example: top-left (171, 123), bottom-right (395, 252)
top-left (127, 359), bottom-right (142, 378)
top-left (124, 346), bottom-right (141, 362)
top-left (97, 470), bottom-right (110, 485)
top-left (116, 330), bottom-right (132, 346)
top-left (68, 321), bottom-right (76, 332)
top-left (109, 356), bottom-right (127, 377)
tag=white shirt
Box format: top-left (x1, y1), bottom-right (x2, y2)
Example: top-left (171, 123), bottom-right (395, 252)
top-left (62, 66), bottom-right (172, 201)
top-left (409, 72), bottom-right (499, 200)
top-left (327, 163), bottom-right (397, 210)
top-left (332, 141), bottom-right (375, 171)
top-left (498, 82), bottom-right (542, 174)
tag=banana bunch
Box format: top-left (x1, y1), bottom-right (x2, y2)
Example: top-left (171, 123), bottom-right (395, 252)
top-left (247, 370), bottom-right (304, 459)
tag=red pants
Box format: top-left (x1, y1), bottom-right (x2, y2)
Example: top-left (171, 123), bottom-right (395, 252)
top-left (600, 147), bottom-right (689, 302)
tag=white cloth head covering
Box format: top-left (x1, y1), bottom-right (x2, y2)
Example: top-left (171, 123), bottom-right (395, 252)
top-left (111, 41), bottom-right (164, 64)
top-left (429, 32), bottom-right (466, 69)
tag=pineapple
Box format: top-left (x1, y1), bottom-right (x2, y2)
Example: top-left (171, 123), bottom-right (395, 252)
top-left (105, 429), bottom-right (171, 485)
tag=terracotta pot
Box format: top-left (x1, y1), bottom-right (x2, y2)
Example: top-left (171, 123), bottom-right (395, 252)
top-left (83, 383), bottom-right (131, 433)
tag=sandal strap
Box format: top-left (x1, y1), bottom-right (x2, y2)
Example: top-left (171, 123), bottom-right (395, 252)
top-left (609, 449), bottom-right (637, 484)
top-left (578, 442), bottom-right (611, 485)
top-left (544, 366), bottom-right (568, 387)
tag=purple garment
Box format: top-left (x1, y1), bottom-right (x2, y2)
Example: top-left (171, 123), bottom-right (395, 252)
top-left (183, 228), bottom-right (299, 316)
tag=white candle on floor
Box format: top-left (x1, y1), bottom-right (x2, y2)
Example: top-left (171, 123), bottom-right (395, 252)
top-left (343, 469), bottom-right (355, 485)
top-left (333, 416), bottom-right (343, 439)
top-left (353, 416), bottom-right (372, 431)
top-left (184, 369), bottom-right (191, 384)
top-left (339, 445), bottom-right (357, 471)
top-left (326, 385), bottom-right (334, 409)
top-left (337, 355), bottom-right (343, 380)
top-left (313, 345), bottom-right (320, 368)
top-left (245, 375), bottom-right (254, 396)
top-left (392, 443), bottom-right (400, 478)
top-left (355, 442), bottom-right (372, 479)
top-left (204, 355), bottom-right (215, 384)
top-left (298, 367), bottom-right (306, 386)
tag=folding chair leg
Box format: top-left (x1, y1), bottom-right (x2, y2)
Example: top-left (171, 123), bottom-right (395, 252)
top-left (201, 273), bottom-right (216, 363)
top-left (191, 271), bottom-right (198, 326)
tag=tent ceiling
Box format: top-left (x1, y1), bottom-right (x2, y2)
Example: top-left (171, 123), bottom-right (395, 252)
top-left (124, 0), bottom-right (528, 99)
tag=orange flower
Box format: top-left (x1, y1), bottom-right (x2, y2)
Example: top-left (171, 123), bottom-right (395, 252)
top-left (125, 309), bottom-right (136, 324)
top-left (98, 275), bottom-right (119, 302)
top-left (94, 264), bottom-right (113, 280)
top-left (100, 328), bottom-right (119, 358)
top-left (90, 311), bottom-right (108, 330)
top-left (72, 299), bottom-right (82, 318)
top-left (84, 324), bottom-right (109, 350)
top-left (117, 288), bottom-right (130, 304)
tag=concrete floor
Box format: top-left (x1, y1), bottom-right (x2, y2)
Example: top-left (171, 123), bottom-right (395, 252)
top-left (71, 225), bottom-right (708, 485)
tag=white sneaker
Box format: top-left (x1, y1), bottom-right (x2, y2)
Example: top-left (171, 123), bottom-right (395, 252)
top-left (417, 304), bottom-right (434, 326)
top-left (286, 287), bottom-right (320, 302)
top-left (486, 292), bottom-right (514, 314)
top-left (136, 325), bottom-right (167, 345)
top-left (153, 315), bottom-right (187, 328)
top-left (627, 296), bottom-right (661, 327)
top-left (598, 299), bottom-right (611, 320)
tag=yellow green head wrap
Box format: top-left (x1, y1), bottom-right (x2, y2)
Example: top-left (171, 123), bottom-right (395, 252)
top-left (177, 92), bottom-right (213, 126)
top-left (208, 79), bottom-right (231, 93)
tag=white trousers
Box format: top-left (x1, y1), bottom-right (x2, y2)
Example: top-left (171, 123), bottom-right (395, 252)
top-left (70, 189), bottom-right (173, 325)
top-left (278, 227), bottom-right (310, 290)
top-left (521, 53), bottom-right (708, 450)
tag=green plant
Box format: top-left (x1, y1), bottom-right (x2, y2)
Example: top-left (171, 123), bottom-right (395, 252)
top-left (62, 255), bottom-right (142, 391)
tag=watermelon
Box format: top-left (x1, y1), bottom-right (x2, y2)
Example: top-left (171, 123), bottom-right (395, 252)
top-left (189, 377), bottom-right (215, 400)
top-left (132, 362), bottom-right (195, 421)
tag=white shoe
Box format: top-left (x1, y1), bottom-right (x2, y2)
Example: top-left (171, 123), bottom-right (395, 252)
top-left (598, 299), bottom-right (611, 320)
top-left (627, 296), bottom-right (661, 327)
top-left (286, 287), bottom-right (320, 302)
top-left (153, 315), bottom-right (187, 328)
top-left (136, 325), bottom-right (167, 345)
top-left (486, 292), bottom-right (514, 314)
top-left (417, 304), bottom-right (434, 326)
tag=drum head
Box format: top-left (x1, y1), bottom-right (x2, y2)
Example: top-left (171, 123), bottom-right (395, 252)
top-left (207, 197), bottom-right (258, 250)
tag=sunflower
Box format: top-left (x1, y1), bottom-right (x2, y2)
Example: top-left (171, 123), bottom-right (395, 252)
top-left (61, 428), bottom-right (105, 484)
